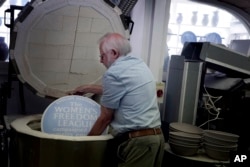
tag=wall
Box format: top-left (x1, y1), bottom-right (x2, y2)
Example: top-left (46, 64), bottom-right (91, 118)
top-left (130, 0), bottom-right (171, 81)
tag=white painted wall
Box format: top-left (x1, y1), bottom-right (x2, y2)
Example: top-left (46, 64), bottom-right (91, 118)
top-left (148, 0), bottom-right (171, 81)
top-left (130, 0), bottom-right (171, 81)
top-left (129, 0), bottom-right (145, 59)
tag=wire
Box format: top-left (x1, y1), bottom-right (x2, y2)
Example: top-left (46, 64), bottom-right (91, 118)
top-left (199, 86), bottom-right (223, 128)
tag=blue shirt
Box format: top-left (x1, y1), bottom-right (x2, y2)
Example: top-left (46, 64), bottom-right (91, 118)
top-left (101, 55), bottom-right (161, 135)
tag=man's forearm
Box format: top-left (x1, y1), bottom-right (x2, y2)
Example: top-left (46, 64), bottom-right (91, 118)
top-left (87, 85), bottom-right (103, 95)
top-left (88, 106), bottom-right (113, 135)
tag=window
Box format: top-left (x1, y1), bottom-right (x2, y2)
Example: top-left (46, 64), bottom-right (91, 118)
top-left (0, 0), bottom-right (30, 61)
top-left (167, 0), bottom-right (250, 56)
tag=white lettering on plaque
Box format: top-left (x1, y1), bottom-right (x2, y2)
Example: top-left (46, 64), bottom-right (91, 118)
top-left (41, 95), bottom-right (105, 136)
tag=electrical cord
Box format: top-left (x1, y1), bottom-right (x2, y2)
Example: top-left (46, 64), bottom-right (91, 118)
top-left (199, 86), bottom-right (223, 128)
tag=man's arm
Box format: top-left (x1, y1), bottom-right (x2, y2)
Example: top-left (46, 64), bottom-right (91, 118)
top-left (88, 105), bottom-right (114, 136)
top-left (67, 84), bottom-right (103, 95)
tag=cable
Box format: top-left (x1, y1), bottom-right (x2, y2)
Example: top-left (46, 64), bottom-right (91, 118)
top-left (199, 86), bottom-right (223, 128)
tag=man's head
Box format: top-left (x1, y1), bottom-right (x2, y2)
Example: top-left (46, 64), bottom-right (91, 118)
top-left (98, 33), bottom-right (131, 68)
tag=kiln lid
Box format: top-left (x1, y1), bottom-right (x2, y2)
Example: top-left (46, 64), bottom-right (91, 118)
top-left (10, 0), bottom-right (129, 98)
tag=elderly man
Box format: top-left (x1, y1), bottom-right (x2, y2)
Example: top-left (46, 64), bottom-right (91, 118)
top-left (69, 32), bottom-right (165, 167)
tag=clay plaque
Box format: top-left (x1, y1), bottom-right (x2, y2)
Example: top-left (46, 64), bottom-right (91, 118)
top-left (41, 95), bottom-right (102, 136)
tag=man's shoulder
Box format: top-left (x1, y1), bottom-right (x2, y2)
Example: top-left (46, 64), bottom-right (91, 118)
top-left (105, 56), bottom-right (148, 80)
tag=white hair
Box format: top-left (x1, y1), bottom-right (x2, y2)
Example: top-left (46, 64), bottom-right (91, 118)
top-left (98, 32), bottom-right (131, 56)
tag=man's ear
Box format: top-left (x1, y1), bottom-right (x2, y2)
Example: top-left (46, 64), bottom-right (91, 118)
top-left (112, 49), bottom-right (119, 58)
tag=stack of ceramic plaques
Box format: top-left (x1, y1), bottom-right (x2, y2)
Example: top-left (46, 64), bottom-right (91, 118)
top-left (169, 122), bottom-right (203, 135)
top-left (203, 130), bottom-right (239, 161)
top-left (168, 122), bottom-right (203, 156)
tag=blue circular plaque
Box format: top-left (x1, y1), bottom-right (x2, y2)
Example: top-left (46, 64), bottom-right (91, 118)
top-left (205, 32), bottom-right (222, 44)
top-left (181, 31), bottom-right (197, 44)
top-left (41, 95), bottom-right (103, 136)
